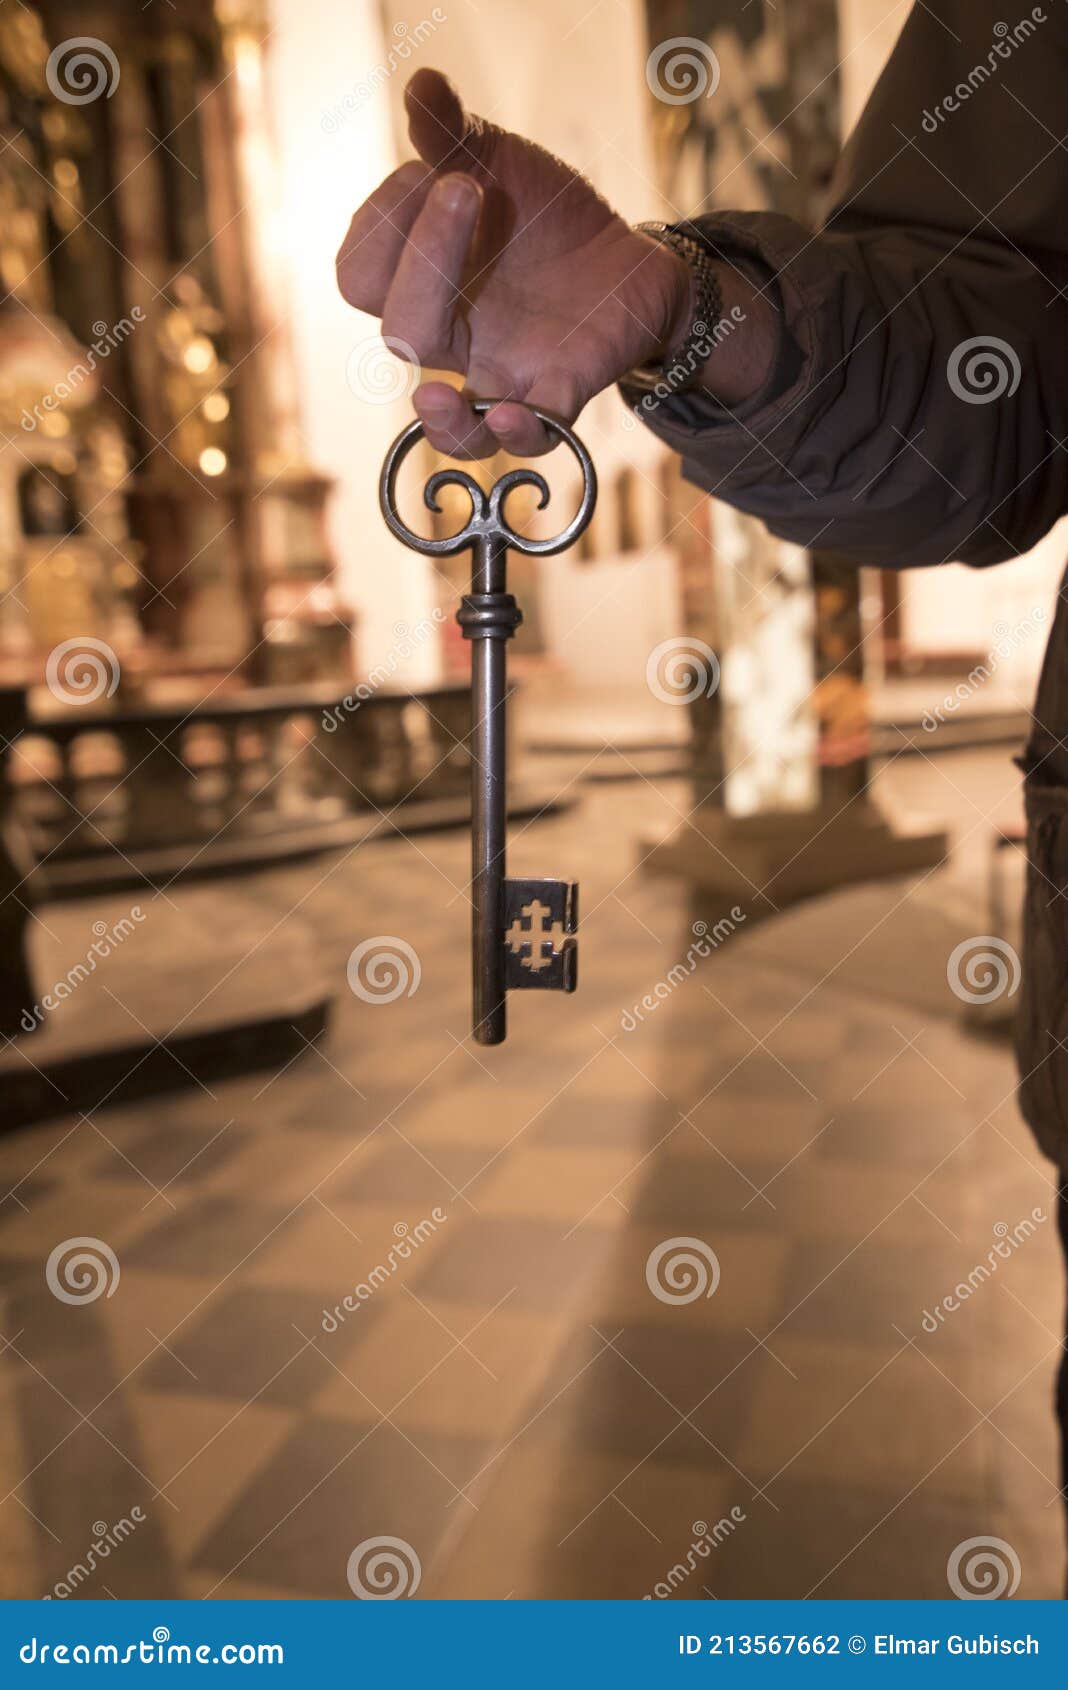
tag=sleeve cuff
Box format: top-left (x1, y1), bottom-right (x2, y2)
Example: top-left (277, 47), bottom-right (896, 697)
top-left (617, 211), bottom-right (827, 492)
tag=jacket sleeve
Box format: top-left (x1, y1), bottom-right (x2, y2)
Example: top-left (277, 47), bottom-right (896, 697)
top-left (626, 0), bottom-right (1068, 569)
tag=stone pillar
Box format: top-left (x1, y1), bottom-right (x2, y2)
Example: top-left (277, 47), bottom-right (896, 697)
top-left (641, 0), bottom-right (945, 916)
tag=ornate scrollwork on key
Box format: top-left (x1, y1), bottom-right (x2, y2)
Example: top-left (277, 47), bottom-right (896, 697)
top-left (379, 399), bottom-right (597, 558)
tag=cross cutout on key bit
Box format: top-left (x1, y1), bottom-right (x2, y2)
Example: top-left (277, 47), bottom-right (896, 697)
top-left (504, 900), bottom-right (566, 972)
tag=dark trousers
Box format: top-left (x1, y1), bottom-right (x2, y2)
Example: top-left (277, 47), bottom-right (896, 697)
top-left (1059, 1190), bottom-right (1068, 1513)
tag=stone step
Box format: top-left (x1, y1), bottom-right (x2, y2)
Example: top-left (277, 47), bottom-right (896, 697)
top-left (2, 883), bottom-right (332, 1131)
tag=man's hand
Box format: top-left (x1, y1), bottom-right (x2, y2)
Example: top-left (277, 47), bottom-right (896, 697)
top-left (336, 69), bottom-right (774, 457)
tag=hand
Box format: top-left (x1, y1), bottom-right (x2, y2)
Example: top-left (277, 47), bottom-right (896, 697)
top-left (336, 68), bottom-right (693, 458)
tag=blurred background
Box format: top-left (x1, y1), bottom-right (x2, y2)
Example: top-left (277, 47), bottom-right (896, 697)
top-left (0, 0), bottom-right (1062, 1601)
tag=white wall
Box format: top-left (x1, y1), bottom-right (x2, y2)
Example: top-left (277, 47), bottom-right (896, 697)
top-left (265, 0), bottom-right (442, 685)
top-left (838, 0), bottom-right (911, 130)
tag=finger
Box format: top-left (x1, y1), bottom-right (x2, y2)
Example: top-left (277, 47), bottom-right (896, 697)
top-left (405, 69), bottom-right (475, 171)
top-left (381, 174), bottom-right (482, 368)
top-left (414, 381), bottom-right (498, 459)
top-left (484, 372), bottom-right (584, 457)
top-left (336, 161), bottom-right (433, 316)
top-left (484, 402), bottom-right (555, 458)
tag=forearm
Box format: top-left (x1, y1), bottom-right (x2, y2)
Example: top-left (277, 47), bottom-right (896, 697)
top-left (626, 0), bottom-right (1068, 570)
top-left (627, 209), bottom-right (1068, 570)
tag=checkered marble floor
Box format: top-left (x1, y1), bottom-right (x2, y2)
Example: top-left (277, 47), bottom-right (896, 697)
top-left (0, 750), bottom-right (1062, 1601)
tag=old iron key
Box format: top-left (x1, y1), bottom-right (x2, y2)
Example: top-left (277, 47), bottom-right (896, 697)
top-left (380, 400), bottom-right (597, 1044)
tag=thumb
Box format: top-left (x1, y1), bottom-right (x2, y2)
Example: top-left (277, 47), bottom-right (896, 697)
top-left (404, 68), bottom-right (487, 173)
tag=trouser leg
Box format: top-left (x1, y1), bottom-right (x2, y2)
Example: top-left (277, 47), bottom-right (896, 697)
top-left (1058, 1186), bottom-right (1068, 1531)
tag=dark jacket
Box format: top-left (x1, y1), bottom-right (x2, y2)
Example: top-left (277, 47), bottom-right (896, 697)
top-left (634, 0), bottom-right (1068, 572)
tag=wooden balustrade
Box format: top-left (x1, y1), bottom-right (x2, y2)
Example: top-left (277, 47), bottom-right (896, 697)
top-left (1, 681), bottom-right (479, 902)
top-left (0, 678), bottom-right (579, 1070)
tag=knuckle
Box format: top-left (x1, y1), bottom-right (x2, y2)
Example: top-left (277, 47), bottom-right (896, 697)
top-left (422, 424), bottom-right (458, 456)
top-left (380, 312), bottom-right (432, 365)
top-left (392, 160), bottom-right (432, 197)
top-left (335, 258), bottom-right (370, 312)
top-left (335, 239), bottom-right (377, 312)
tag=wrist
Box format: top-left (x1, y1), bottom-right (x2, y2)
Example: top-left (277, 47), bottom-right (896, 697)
top-left (639, 241), bottom-right (779, 409)
top-left (633, 223), bottom-right (723, 397)
top-left (654, 247), bottom-right (699, 365)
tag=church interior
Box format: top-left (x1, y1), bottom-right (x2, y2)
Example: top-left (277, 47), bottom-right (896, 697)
top-left (0, 0), bottom-right (1063, 1600)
